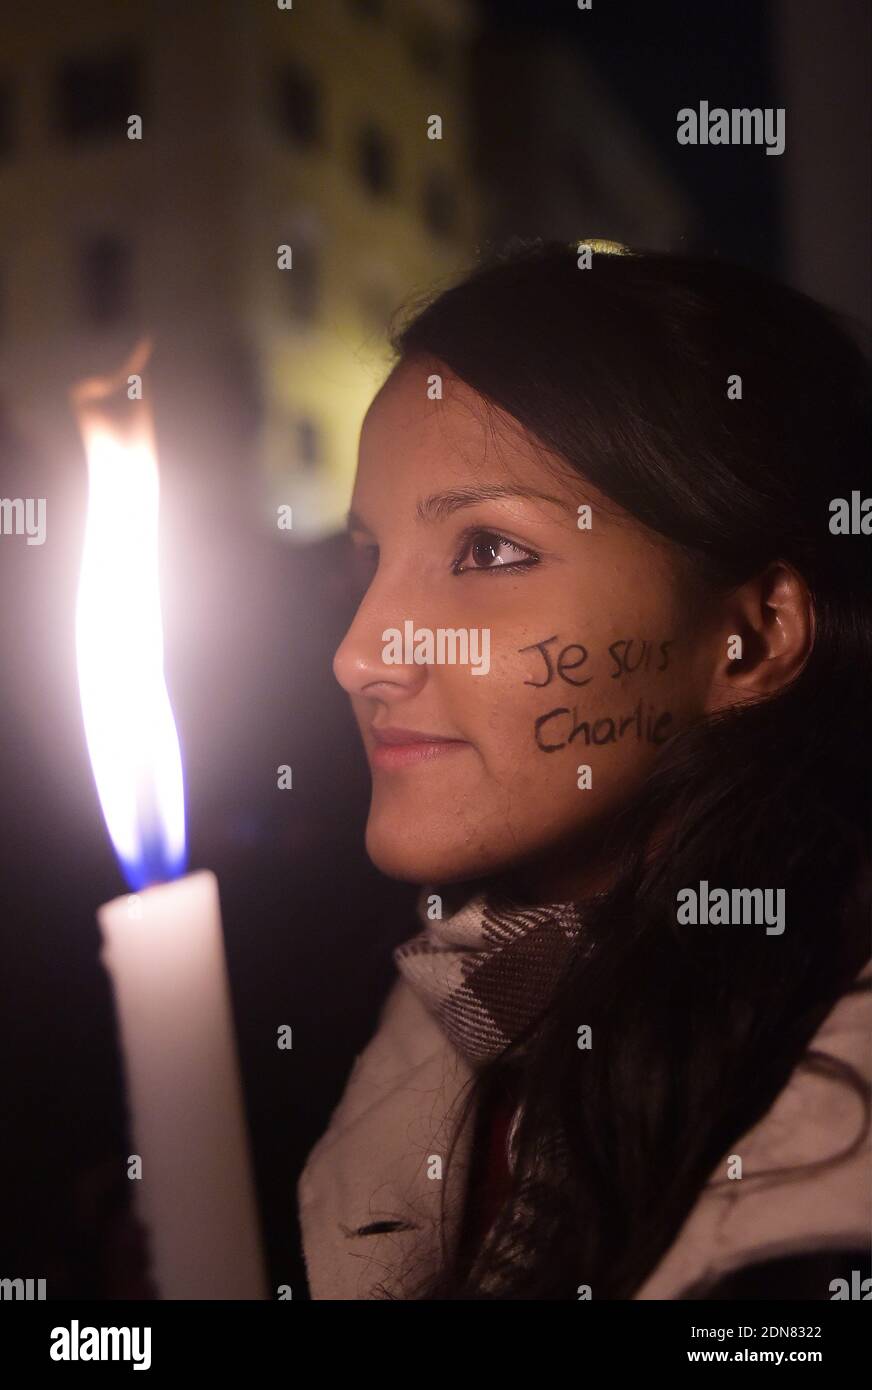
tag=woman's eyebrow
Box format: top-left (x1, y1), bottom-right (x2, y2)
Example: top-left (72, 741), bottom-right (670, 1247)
top-left (345, 485), bottom-right (572, 536)
top-left (414, 485), bottom-right (573, 522)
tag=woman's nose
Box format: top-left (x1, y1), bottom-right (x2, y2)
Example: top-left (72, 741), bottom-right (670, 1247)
top-left (333, 594), bottom-right (428, 703)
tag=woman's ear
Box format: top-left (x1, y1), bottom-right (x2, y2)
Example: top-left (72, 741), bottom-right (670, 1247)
top-left (704, 562), bottom-right (814, 713)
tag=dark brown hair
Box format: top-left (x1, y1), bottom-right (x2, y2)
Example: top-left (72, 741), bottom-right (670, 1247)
top-left (380, 239), bottom-right (872, 1299)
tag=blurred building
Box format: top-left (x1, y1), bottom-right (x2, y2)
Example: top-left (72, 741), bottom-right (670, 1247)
top-left (472, 31), bottom-right (697, 254)
top-left (0, 0), bottom-right (480, 535)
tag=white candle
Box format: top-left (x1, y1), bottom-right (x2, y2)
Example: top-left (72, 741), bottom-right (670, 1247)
top-left (72, 342), bottom-right (268, 1299)
top-left (98, 872), bottom-right (268, 1300)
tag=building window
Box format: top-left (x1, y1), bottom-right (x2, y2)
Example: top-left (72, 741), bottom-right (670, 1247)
top-left (0, 80), bottom-right (13, 159)
top-left (356, 124), bottom-right (393, 198)
top-left (55, 49), bottom-right (142, 141)
top-left (285, 239), bottom-right (320, 323)
top-left (422, 169), bottom-right (456, 239)
top-left (296, 416), bottom-right (321, 469)
top-left (275, 63), bottom-right (320, 147)
top-left (79, 235), bottom-right (132, 326)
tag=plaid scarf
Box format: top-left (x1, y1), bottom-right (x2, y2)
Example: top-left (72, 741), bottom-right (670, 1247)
top-left (394, 884), bottom-right (584, 1069)
top-left (394, 884), bottom-right (584, 1290)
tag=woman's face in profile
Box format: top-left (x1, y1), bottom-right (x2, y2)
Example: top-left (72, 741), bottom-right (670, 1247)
top-left (334, 356), bottom-right (718, 892)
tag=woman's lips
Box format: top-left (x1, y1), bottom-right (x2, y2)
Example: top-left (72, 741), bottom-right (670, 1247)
top-left (369, 726), bottom-right (471, 770)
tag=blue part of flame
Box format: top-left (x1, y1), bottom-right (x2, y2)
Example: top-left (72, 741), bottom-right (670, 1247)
top-left (114, 778), bottom-right (187, 891)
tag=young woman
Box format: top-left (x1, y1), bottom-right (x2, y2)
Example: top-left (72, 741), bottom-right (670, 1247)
top-left (297, 240), bottom-right (872, 1300)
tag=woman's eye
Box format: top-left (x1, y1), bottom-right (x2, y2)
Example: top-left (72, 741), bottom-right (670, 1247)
top-left (453, 530), bottom-right (539, 575)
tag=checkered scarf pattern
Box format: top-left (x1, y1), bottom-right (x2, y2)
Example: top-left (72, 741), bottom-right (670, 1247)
top-left (394, 886), bottom-right (584, 1068)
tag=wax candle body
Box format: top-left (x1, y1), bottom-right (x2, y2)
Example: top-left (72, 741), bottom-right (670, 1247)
top-left (98, 869), bottom-right (267, 1299)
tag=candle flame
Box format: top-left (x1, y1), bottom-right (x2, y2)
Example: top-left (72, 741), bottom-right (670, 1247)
top-left (73, 340), bottom-right (186, 890)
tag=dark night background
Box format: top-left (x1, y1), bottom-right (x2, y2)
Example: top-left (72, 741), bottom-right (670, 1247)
top-left (0, 0), bottom-right (868, 1299)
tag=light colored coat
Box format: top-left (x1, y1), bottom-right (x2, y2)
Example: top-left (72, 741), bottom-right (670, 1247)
top-left (298, 958), bottom-right (872, 1299)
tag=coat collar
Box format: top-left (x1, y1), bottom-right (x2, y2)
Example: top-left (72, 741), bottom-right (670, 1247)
top-left (299, 955), bottom-right (872, 1299)
top-left (298, 975), bottom-right (477, 1299)
top-left (635, 956), bottom-right (872, 1298)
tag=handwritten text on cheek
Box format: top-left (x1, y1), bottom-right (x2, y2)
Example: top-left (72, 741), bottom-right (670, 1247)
top-left (519, 635), bottom-right (675, 751)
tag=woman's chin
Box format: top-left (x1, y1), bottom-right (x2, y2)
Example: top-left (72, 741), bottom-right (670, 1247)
top-left (364, 817), bottom-right (502, 886)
